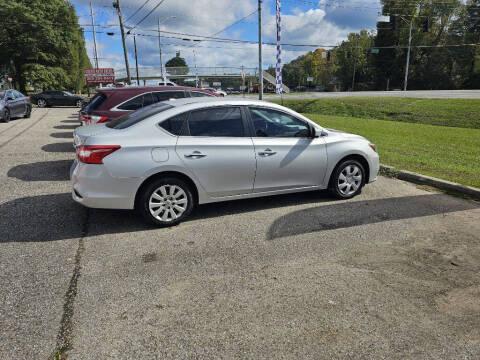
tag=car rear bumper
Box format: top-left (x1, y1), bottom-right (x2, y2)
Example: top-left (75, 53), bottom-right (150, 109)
top-left (70, 159), bottom-right (138, 209)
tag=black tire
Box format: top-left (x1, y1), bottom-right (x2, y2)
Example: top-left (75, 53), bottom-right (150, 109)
top-left (138, 177), bottom-right (195, 227)
top-left (2, 109), bottom-right (10, 123)
top-left (75, 99), bottom-right (83, 108)
top-left (328, 159), bottom-right (365, 199)
top-left (24, 105), bottom-right (31, 118)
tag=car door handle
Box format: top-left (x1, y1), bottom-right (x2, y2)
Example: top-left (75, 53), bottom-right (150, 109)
top-left (258, 148), bottom-right (276, 156)
top-left (184, 151), bottom-right (207, 158)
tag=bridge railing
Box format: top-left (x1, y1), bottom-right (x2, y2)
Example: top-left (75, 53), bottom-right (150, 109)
top-left (115, 66), bottom-right (258, 79)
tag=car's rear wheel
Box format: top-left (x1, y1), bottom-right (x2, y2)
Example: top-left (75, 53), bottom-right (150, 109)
top-left (37, 99), bottom-right (47, 108)
top-left (329, 159), bottom-right (365, 199)
top-left (24, 105), bottom-right (31, 118)
top-left (76, 99), bottom-right (83, 108)
top-left (138, 177), bottom-right (194, 226)
top-left (2, 109), bottom-right (10, 123)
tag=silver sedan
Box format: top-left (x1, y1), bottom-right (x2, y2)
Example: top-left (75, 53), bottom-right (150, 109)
top-left (71, 98), bottom-right (379, 226)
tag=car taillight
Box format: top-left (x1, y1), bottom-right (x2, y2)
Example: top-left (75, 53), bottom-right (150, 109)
top-left (76, 145), bottom-right (120, 164)
top-left (81, 114), bottom-right (91, 124)
top-left (91, 115), bottom-right (109, 123)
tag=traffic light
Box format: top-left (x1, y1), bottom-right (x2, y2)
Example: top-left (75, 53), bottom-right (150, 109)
top-left (391, 16), bottom-right (396, 31)
top-left (423, 18), bottom-right (429, 32)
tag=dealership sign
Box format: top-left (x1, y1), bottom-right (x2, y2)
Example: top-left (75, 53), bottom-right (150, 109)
top-left (84, 68), bottom-right (115, 84)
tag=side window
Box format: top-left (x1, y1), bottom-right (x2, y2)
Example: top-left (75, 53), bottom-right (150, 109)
top-left (159, 113), bottom-right (187, 135)
top-left (117, 94), bottom-right (144, 111)
top-left (188, 107), bottom-right (243, 137)
top-left (249, 107), bottom-right (310, 137)
top-left (6, 91), bottom-right (13, 99)
top-left (153, 91), bottom-right (185, 103)
top-left (142, 93), bottom-right (155, 107)
top-left (13, 91), bottom-right (23, 98)
top-left (53, 91), bottom-right (63, 96)
top-left (190, 91), bottom-right (214, 97)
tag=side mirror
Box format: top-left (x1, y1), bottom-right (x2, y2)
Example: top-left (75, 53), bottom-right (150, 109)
top-left (310, 125), bottom-right (320, 138)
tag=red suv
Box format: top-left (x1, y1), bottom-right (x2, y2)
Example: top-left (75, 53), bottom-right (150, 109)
top-left (80, 86), bottom-right (219, 125)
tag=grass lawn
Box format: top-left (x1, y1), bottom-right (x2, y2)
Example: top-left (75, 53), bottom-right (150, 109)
top-left (303, 113), bottom-right (480, 188)
top-left (275, 98), bottom-right (480, 129)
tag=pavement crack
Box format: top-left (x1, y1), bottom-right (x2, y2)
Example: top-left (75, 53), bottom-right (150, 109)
top-left (51, 208), bottom-right (89, 360)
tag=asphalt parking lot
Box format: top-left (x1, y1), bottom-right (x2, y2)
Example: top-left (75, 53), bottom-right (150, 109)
top-left (0, 108), bottom-right (479, 359)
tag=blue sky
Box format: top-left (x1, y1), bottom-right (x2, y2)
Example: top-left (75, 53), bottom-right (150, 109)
top-left (71, 0), bottom-right (382, 74)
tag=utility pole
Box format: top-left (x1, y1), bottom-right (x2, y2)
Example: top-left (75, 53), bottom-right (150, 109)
top-left (352, 42), bottom-right (357, 91)
top-left (404, 18), bottom-right (413, 92)
top-left (133, 35), bottom-right (140, 86)
top-left (158, 18), bottom-right (164, 84)
top-left (89, 0), bottom-right (99, 68)
top-left (113, 0), bottom-right (131, 84)
top-left (258, 0), bottom-right (263, 100)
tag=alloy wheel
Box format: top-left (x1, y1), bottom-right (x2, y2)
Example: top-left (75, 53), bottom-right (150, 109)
top-left (337, 164), bottom-right (362, 196)
top-left (3, 109), bottom-right (10, 123)
top-left (37, 99), bottom-right (46, 108)
top-left (76, 100), bottom-right (83, 108)
top-left (148, 184), bottom-right (188, 222)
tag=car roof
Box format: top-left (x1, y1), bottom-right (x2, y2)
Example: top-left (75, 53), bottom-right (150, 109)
top-left (160, 97), bottom-right (286, 110)
top-left (97, 86), bottom-right (210, 93)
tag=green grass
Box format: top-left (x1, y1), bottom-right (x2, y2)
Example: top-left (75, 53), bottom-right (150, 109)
top-left (273, 98), bottom-right (480, 129)
top-left (304, 113), bottom-right (480, 188)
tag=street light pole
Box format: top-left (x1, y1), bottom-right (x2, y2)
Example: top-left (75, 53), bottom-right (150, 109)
top-left (404, 19), bottom-right (413, 92)
top-left (113, 0), bottom-right (131, 84)
top-left (158, 18), bottom-right (164, 83)
top-left (89, 0), bottom-right (99, 68)
top-left (133, 35), bottom-right (140, 86)
top-left (258, 0), bottom-right (263, 100)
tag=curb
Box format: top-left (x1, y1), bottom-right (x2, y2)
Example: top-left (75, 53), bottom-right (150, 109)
top-left (379, 165), bottom-right (480, 200)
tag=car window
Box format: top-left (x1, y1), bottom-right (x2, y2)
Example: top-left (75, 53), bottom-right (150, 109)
top-left (153, 91), bottom-right (185, 102)
top-left (159, 113), bottom-right (187, 135)
top-left (142, 93), bottom-right (155, 107)
top-left (249, 107), bottom-right (310, 138)
top-left (52, 91), bottom-right (63, 96)
top-left (84, 93), bottom-right (106, 113)
top-left (13, 91), bottom-right (23, 98)
top-left (63, 91), bottom-right (74, 96)
top-left (106, 103), bottom-right (174, 129)
top-left (0, 91), bottom-right (5, 99)
top-left (5, 91), bottom-right (13, 99)
top-left (187, 107), bottom-right (243, 137)
top-left (117, 94), bottom-right (145, 111)
top-left (190, 91), bottom-right (214, 97)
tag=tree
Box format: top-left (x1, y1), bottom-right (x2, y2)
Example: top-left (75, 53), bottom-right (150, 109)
top-left (165, 52), bottom-right (189, 75)
top-left (0, 0), bottom-right (91, 93)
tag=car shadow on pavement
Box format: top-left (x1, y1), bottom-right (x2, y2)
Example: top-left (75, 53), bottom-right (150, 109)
top-left (54, 125), bottom-right (78, 130)
top-left (61, 120), bottom-right (79, 124)
top-left (7, 160), bottom-right (72, 181)
top-left (50, 132), bottom-right (73, 139)
top-left (1, 191), bottom-right (478, 243)
top-left (267, 194), bottom-right (479, 240)
top-left (41, 142), bottom-right (75, 153)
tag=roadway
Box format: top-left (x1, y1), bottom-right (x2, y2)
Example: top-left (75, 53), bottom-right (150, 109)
top-left (0, 108), bottom-right (479, 359)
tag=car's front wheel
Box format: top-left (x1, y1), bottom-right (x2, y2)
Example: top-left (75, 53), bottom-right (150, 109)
top-left (138, 177), bottom-right (195, 226)
top-left (76, 99), bottom-right (83, 108)
top-left (24, 105), bottom-right (31, 118)
top-left (329, 159), bottom-right (365, 199)
top-left (37, 99), bottom-right (47, 108)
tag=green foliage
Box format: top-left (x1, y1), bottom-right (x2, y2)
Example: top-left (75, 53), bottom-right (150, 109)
top-left (0, 0), bottom-right (91, 92)
top-left (274, 97), bottom-right (480, 129)
top-left (165, 54), bottom-right (189, 75)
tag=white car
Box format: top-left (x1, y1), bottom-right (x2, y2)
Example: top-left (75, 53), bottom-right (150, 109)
top-left (203, 87), bottom-right (227, 97)
top-left (71, 98), bottom-right (379, 226)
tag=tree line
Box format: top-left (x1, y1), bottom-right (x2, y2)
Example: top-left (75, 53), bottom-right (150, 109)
top-left (270, 0), bottom-right (480, 91)
top-left (0, 0), bottom-right (91, 93)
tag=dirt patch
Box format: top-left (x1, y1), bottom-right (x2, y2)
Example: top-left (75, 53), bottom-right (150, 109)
top-left (436, 285), bottom-right (480, 317)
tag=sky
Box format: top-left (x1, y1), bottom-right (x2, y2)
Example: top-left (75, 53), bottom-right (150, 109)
top-left (71, 0), bottom-right (383, 76)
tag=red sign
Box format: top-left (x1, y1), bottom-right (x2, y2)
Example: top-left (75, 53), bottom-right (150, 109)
top-left (84, 68), bottom-right (115, 84)
top-left (7, 77), bottom-right (12, 82)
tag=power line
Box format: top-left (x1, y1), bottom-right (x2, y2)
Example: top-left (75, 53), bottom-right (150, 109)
top-left (126, 0), bottom-right (166, 31)
top-left (124, 0), bottom-right (153, 23)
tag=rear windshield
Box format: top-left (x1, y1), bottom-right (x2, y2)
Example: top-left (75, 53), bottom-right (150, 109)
top-left (106, 103), bottom-right (174, 129)
top-left (84, 93), bottom-right (106, 113)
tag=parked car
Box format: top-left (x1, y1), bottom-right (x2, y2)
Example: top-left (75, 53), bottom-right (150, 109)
top-left (30, 91), bottom-right (85, 108)
top-left (79, 86), bottom-right (219, 125)
top-left (0, 89), bottom-right (31, 123)
top-left (71, 98), bottom-right (379, 226)
top-left (202, 87), bottom-right (227, 97)
top-left (158, 80), bottom-right (178, 86)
